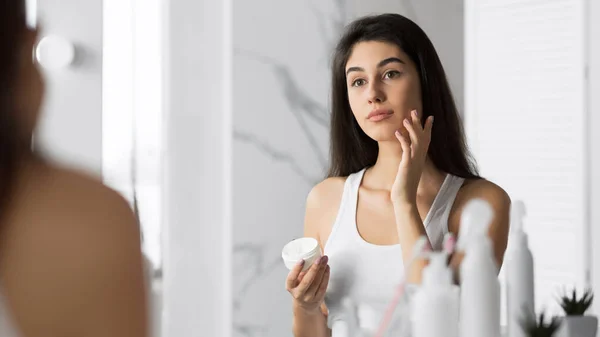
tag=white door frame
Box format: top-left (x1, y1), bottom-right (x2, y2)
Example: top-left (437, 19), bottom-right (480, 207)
top-left (588, 0), bottom-right (600, 316)
top-left (161, 0), bottom-right (233, 336)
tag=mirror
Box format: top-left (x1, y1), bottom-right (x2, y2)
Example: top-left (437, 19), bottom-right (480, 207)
top-left (31, 0), bottom-right (599, 336)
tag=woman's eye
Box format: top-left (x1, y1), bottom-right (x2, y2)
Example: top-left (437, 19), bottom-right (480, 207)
top-left (352, 79), bottom-right (365, 87)
top-left (384, 71), bottom-right (401, 79)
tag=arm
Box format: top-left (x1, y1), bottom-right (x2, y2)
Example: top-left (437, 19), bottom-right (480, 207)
top-left (1, 177), bottom-right (148, 337)
top-left (393, 203), bottom-right (430, 283)
top-left (291, 180), bottom-right (342, 337)
top-left (292, 301), bottom-right (330, 337)
top-left (392, 112), bottom-right (435, 283)
top-left (448, 179), bottom-right (511, 277)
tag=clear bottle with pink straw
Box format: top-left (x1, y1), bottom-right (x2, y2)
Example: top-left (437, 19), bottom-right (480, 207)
top-left (372, 233), bottom-right (458, 337)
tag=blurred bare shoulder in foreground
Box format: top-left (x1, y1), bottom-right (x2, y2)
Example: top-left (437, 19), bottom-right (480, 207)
top-left (0, 161), bottom-right (148, 337)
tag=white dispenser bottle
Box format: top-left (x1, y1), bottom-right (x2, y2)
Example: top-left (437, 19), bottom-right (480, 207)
top-left (505, 200), bottom-right (535, 337)
top-left (457, 199), bottom-right (501, 337)
top-left (331, 297), bottom-right (363, 337)
top-left (411, 252), bottom-right (460, 337)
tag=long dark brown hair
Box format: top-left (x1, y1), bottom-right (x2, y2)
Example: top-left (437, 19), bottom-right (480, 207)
top-left (328, 13), bottom-right (480, 179)
top-left (0, 0), bottom-right (28, 219)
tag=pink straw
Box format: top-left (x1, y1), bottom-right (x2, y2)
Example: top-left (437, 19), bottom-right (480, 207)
top-left (373, 234), bottom-right (456, 337)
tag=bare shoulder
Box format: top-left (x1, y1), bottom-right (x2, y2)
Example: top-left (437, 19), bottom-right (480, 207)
top-left (449, 178), bottom-right (511, 233)
top-left (21, 166), bottom-right (141, 241)
top-left (7, 164), bottom-right (140, 248)
top-left (459, 178), bottom-right (511, 207)
top-left (45, 166), bottom-right (134, 214)
top-left (304, 176), bottom-right (347, 249)
top-left (1, 165), bottom-right (146, 337)
top-left (306, 176), bottom-right (347, 208)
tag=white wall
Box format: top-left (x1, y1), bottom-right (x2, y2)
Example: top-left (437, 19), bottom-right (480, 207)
top-left (232, 0), bottom-right (343, 334)
top-left (35, 0), bottom-right (103, 175)
top-left (410, 0), bottom-right (464, 114)
top-left (464, 0), bottom-right (589, 320)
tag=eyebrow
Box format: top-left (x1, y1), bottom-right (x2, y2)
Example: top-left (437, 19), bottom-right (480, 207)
top-left (346, 57), bottom-right (405, 76)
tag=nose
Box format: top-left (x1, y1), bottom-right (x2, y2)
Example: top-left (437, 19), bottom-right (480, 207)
top-left (366, 81), bottom-right (385, 104)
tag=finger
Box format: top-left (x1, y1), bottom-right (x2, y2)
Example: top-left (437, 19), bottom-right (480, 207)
top-left (424, 115), bottom-right (434, 137)
top-left (306, 261), bottom-right (328, 298)
top-left (314, 265), bottom-right (331, 301)
top-left (422, 116), bottom-right (434, 151)
top-left (403, 118), bottom-right (420, 152)
top-left (395, 130), bottom-right (411, 163)
top-left (298, 271), bottom-right (307, 283)
top-left (411, 109), bottom-right (423, 131)
top-left (295, 256), bottom-right (328, 297)
top-left (285, 260), bottom-right (305, 290)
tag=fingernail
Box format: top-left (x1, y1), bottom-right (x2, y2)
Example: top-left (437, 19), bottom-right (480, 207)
top-left (412, 110), bottom-right (418, 117)
top-left (315, 256), bottom-right (322, 265)
top-left (395, 130), bottom-right (401, 136)
top-left (431, 116), bottom-right (434, 123)
top-left (297, 259), bottom-right (305, 266)
top-left (404, 119), bottom-right (410, 125)
top-left (322, 256), bottom-right (329, 264)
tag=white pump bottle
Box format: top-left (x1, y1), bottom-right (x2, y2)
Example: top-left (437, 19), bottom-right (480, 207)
top-left (411, 251), bottom-right (459, 337)
top-left (505, 200), bottom-right (535, 337)
top-left (457, 198), bottom-right (501, 337)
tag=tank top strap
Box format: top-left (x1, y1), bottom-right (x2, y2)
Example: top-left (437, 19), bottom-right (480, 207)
top-left (323, 168), bottom-right (366, 251)
top-left (435, 175), bottom-right (466, 236)
top-left (347, 168), bottom-right (366, 213)
top-left (418, 174), bottom-right (466, 248)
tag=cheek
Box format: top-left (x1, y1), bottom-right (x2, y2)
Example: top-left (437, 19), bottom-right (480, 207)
top-left (347, 89), bottom-right (365, 117)
top-left (387, 82), bottom-right (422, 115)
top-left (406, 79), bottom-right (422, 107)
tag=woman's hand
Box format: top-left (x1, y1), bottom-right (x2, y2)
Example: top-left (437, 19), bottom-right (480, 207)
top-left (391, 110), bottom-right (434, 207)
top-left (285, 256), bottom-right (330, 313)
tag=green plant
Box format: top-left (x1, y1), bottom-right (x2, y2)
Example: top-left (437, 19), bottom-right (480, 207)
top-left (520, 312), bottom-right (562, 337)
top-left (557, 287), bottom-right (594, 316)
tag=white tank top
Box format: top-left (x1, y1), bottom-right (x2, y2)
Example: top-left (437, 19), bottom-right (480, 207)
top-left (323, 168), bottom-right (465, 335)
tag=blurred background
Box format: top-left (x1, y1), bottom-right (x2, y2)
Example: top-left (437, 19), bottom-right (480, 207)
top-left (31, 0), bottom-right (600, 336)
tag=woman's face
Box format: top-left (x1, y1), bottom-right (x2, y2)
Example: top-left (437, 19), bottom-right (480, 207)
top-left (345, 41), bottom-right (422, 142)
top-left (12, 28), bottom-right (44, 138)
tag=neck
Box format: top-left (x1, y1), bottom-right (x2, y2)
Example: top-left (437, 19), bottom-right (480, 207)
top-left (367, 140), bottom-right (445, 195)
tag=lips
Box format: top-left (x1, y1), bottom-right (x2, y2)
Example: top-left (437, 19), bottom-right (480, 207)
top-left (367, 109), bottom-right (393, 121)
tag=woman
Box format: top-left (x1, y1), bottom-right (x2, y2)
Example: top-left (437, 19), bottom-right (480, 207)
top-left (285, 13), bottom-right (511, 336)
top-left (0, 2), bottom-right (148, 336)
